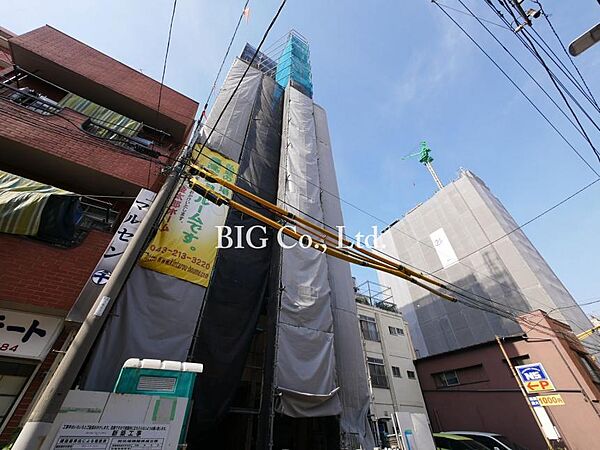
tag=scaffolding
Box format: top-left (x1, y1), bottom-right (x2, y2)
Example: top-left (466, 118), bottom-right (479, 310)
top-left (275, 30), bottom-right (313, 98)
top-left (354, 281), bottom-right (397, 313)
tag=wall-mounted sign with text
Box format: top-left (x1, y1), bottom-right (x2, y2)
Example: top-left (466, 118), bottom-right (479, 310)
top-left (0, 308), bottom-right (63, 360)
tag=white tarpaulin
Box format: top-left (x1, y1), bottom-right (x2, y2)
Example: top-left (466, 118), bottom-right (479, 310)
top-left (275, 86), bottom-right (341, 417)
top-left (314, 103), bottom-right (375, 449)
top-left (199, 59), bottom-right (262, 161)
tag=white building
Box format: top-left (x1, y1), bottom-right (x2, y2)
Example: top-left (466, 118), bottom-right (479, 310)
top-left (355, 281), bottom-right (435, 450)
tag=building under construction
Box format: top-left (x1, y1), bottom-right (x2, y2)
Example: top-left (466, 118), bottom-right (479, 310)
top-left (74, 32), bottom-right (375, 449)
top-left (376, 169), bottom-right (599, 358)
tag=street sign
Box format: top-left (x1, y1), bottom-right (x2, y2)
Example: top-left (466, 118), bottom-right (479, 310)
top-left (537, 394), bottom-right (565, 407)
top-left (515, 363), bottom-right (556, 393)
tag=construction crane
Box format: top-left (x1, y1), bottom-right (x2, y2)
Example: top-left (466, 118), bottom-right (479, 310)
top-left (401, 141), bottom-right (444, 190)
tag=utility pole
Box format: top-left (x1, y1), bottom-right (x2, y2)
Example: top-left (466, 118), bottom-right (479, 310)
top-left (12, 153), bottom-right (187, 450)
top-left (402, 141), bottom-right (444, 190)
top-left (496, 336), bottom-right (553, 450)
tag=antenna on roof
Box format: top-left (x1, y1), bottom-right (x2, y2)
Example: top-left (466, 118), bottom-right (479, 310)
top-left (401, 141), bottom-right (444, 190)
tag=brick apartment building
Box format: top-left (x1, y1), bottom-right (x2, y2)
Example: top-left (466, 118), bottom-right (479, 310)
top-left (0, 25), bottom-right (197, 443)
top-left (415, 311), bottom-right (600, 450)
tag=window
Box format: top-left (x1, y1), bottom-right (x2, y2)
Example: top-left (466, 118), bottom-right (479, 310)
top-left (407, 370), bottom-right (416, 380)
top-left (0, 359), bottom-right (36, 427)
top-left (392, 366), bottom-right (402, 378)
top-left (509, 355), bottom-right (531, 367)
top-left (8, 87), bottom-right (61, 115)
top-left (435, 370), bottom-right (460, 387)
top-left (367, 357), bottom-right (388, 388)
top-left (388, 326), bottom-right (405, 336)
top-left (359, 315), bottom-right (380, 342)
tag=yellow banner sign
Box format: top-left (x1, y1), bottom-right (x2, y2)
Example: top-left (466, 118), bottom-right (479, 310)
top-left (139, 147), bottom-right (238, 286)
top-left (537, 394), bottom-right (565, 407)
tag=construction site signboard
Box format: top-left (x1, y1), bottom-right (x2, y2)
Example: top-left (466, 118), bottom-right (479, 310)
top-left (515, 363), bottom-right (556, 393)
top-left (140, 147), bottom-right (238, 287)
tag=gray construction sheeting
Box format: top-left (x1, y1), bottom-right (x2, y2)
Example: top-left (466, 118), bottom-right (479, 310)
top-left (79, 60), bottom-right (264, 392)
top-left (314, 103), bottom-right (375, 449)
top-left (376, 170), bottom-right (597, 357)
top-left (81, 265), bottom-right (205, 391)
top-left (275, 86), bottom-right (341, 417)
top-left (199, 58), bottom-right (262, 160)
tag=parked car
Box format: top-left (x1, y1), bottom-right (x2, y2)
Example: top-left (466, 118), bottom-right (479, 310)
top-left (447, 431), bottom-right (529, 450)
top-left (433, 433), bottom-right (491, 450)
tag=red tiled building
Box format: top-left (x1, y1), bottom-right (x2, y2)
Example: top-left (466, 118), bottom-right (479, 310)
top-left (0, 25), bottom-right (198, 443)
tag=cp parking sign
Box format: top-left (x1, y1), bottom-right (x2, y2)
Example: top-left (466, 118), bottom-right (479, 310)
top-left (515, 363), bottom-right (555, 393)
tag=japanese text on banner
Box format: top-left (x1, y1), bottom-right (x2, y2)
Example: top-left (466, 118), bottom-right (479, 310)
top-left (139, 147), bottom-right (238, 286)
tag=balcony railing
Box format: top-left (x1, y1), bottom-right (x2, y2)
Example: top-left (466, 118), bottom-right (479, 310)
top-left (355, 280), bottom-right (398, 313)
top-left (81, 118), bottom-right (160, 158)
top-left (1, 66), bottom-right (170, 159)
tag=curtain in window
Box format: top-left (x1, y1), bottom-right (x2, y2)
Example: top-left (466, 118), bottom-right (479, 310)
top-left (58, 93), bottom-right (142, 138)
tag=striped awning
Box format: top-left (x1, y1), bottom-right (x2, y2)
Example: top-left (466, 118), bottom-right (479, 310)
top-left (0, 170), bottom-right (73, 236)
top-left (58, 93), bottom-right (142, 138)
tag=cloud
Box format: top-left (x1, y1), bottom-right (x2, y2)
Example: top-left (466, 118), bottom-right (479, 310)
top-left (391, 14), bottom-right (468, 105)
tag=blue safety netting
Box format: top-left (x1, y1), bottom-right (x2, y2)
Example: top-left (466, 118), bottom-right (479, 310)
top-left (276, 33), bottom-right (313, 98)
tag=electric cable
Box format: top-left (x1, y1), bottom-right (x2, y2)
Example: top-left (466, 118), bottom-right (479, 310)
top-left (432, 1), bottom-right (600, 177)
top-left (187, 164), bottom-right (600, 351)
top-left (2, 18), bottom-right (596, 342)
top-left (156, 0), bottom-right (178, 118)
top-left (200, 0), bottom-right (251, 119)
top-left (443, 0), bottom-right (600, 153)
top-left (2, 78), bottom-right (596, 325)
top-left (493, 0), bottom-right (600, 151)
top-left (193, 0), bottom-right (288, 162)
top-left (533, 0), bottom-right (599, 109)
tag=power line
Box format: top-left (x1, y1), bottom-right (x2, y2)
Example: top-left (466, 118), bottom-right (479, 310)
top-left (533, 0), bottom-right (599, 109)
top-left (193, 0), bottom-right (288, 161)
top-left (432, 1), bottom-right (600, 177)
top-left (440, 0), bottom-right (600, 157)
top-left (200, 0), bottom-right (251, 119)
top-left (1, 11), bottom-right (594, 343)
top-left (492, 0), bottom-right (600, 133)
top-left (177, 88), bottom-right (600, 327)
top-left (489, 0), bottom-right (600, 163)
top-left (433, 176), bottom-right (600, 271)
top-left (434, 2), bottom-right (510, 30)
top-left (3, 75), bottom-right (597, 323)
top-left (156, 0), bottom-right (178, 118)
top-left (528, 26), bottom-right (600, 113)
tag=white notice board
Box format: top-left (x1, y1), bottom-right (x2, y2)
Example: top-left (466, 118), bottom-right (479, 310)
top-left (51, 423), bottom-right (169, 450)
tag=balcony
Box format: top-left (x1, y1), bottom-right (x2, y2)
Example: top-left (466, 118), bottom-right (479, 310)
top-left (0, 69), bottom-right (176, 195)
top-left (8, 26), bottom-right (197, 142)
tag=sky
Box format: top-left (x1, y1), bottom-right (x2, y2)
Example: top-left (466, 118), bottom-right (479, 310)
top-left (4, 0), bottom-right (600, 315)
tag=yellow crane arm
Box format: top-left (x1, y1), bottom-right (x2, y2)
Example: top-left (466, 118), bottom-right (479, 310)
top-left (576, 324), bottom-right (600, 340)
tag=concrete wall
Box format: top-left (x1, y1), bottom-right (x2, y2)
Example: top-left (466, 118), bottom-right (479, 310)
top-left (357, 303), bottom-right (429, 419)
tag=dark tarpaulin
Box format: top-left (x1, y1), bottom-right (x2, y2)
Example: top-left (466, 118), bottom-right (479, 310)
top-left (187, 72), bottom-right (283, 441)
